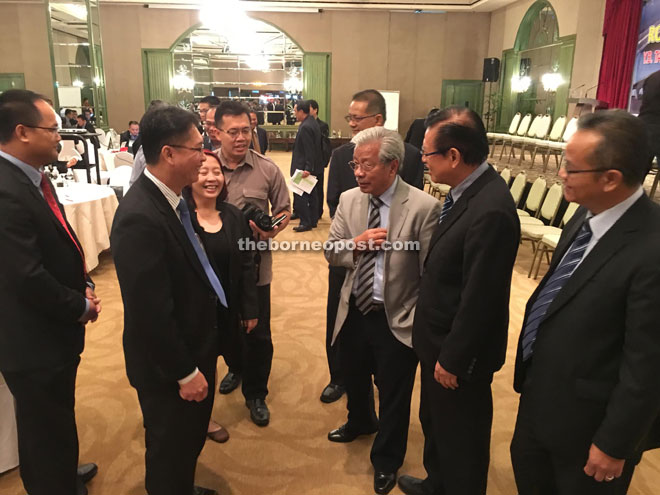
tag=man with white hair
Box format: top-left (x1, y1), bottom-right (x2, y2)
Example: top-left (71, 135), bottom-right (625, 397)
top-left (324, 127), bottom-right (441, 495)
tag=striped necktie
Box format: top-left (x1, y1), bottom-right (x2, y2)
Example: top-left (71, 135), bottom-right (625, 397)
top-left (177, 199), bottom-right (229, 308)
top-left (439, 191), bottom-right (454, 224)
top-left (354, 196), bottom-right (383, 314)
top-left (521, 220), bottom-right (592, 361)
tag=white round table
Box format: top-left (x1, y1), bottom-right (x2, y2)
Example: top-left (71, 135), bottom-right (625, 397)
top-left (56, 183), bottom-right (119, 271)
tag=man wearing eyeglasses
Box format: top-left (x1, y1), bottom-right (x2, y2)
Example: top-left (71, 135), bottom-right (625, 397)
top-left (398, 106), bottom-right (520, 495)
top-left (112, 106), bottom-right (220, 495)
top-left (509, 110), bottom-right (660, 495)
top-left (320, 89), bottom-right (425, 406)
top-left (213, 100), bottom-right (291, 427)
top-left (0, 89), bottom-right (101, 495)
top-left (203, 106), bottom-right (221, 152)
top-left (325, 126), bottom-right (441, 495)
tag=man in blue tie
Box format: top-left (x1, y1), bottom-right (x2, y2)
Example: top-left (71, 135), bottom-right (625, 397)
top-left (398, 106), bottom-right (520, 495)
top-left (111, 106), bottom-right (223, 495)
top-left (510, 110), bottom-right (660, 495)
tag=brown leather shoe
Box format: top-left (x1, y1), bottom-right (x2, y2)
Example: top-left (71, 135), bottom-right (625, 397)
top-left (206, 425), bottom-right (229, 443)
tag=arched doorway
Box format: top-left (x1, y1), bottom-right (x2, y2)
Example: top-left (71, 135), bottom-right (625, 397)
top-left (497, 1), bottom-right (576, 131)
top-left (141, 18), bottom-right (331, 123)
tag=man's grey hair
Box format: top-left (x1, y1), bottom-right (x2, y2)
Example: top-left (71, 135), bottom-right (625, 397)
top-left (351, 126), bottom-right (405, 166)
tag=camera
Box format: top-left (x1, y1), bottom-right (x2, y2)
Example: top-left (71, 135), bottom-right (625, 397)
top-left (242, 203), bottom-right (275, 232)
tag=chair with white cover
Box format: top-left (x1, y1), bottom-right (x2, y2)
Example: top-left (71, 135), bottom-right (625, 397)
top-left (507, 114), bottom-right (543, 164)
top-left (517, 175), bottom-right (547, 217)
top-left (0, 372), bottom-right (19, 474)
top-left (520, 114), bottom-right (552, 167)
top-left (107, 128), bottom-right (121, 149)
top-left (524, 199), bottom-right (579, 278)
top-left (509, 171), bottom-right (527, 207)
top-left (542, 117), bottom-right (578, 172)
top-left (97, 129), bottom-right (110, 149)
top-left (109, 165), bottom-right (133, 196)
top-left (529, 233), bottom-right (561, 279)
top-left (488, 112), bottom-right (521, 157)
top-left (58, 140), bottom-right (83, 163)
top-left (429, 181), bottom-right (451, 202)
top-left (499, 166), bottom-right (511, 185)
top-left (527, 116), bottom-right (566, 169)
top-left (113, 151), bottom-right (134, 168)
top-left (499, 113), bottom-right (532, 161)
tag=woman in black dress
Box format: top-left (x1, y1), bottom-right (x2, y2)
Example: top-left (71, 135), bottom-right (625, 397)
top-left (183, 150), bottom-right (258, 442)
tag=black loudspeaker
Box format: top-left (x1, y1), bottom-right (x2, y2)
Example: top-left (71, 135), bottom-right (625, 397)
top-left (482, 58), bottom-right (500, 82)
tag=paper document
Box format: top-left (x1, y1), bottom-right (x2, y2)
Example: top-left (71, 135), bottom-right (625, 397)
top-left (290, 169), bottom-right (318, 196)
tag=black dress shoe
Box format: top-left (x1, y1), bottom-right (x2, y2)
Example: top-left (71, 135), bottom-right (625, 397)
top-left (320, 383), bottom-right (345, 403)
top-left (327, 423), bottom-right (378, 443)
top-left (193, 486), bottom-right (218, 495)
top-left (293, 225), bottom-right (312, 232)
top-left (398, 474), bottom-right (433, 495)
top-left (219, 372), bottom-right (241, 394)
top-left (77, 463), bottom-right (98, 484)
top-left (246, 398), bottom-right (270, 426)
top-left (374, 471), bottom-right (397, 495)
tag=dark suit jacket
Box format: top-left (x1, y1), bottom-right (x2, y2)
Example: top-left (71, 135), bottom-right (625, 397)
top-left (404, 118), bottom-right (426, 150)
top-left (326, 141), bottom-right (425, 218)
top-left (0, 156), bottom-right (89, 372)
top-left (513, 196), bottom-right (660, 458)
top-left (639, 70), bottom-right (660, 156)
top-left (249, 126), bottom-right (268, 154)
top-left (111, 174), bottom-right (220, 390)
top-left (412, 166), bottom-right (520, 380)
top-left (318, 119), bottom-right (330, 137)
top-left (290, 115), bottom-right (323, 176)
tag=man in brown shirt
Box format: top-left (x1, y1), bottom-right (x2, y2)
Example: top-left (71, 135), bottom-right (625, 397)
top-left (214, 100), bottom-right (291, 426)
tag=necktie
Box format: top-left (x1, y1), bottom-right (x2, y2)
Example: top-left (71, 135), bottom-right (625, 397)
top-left (40, 173), bottom-right (86, 274)
top-left (439, 191), bottom-right (454, 224)
top-left (354, 196), bottom-right (383, 314)
top-left (252, 129), bottom-right (262, 154)
top-left (521, 220), bottom-right (593, 361)
top-left (177, 199), bottom-right (228, 308)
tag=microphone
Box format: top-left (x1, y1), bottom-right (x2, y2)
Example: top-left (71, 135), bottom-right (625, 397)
top-left (570, 84), bottom-right (585, 97)
top-left (584, 84), bottom-right (599, 98)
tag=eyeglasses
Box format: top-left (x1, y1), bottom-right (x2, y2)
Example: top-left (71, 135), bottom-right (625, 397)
top-left (348, 160), bottom-right (379, 172)
top-left (563, 166), bottom-right (621, 175)
top-left (344, 113), bottom-right (377, 123)
top-left (23, 124), bottom-right (60, 134)
top-left (218, 127), bottom-right (251, 139)
top-left (166, 144), bottom-right (205, 154)
top-left (420, 148), bottom-right (449, 158)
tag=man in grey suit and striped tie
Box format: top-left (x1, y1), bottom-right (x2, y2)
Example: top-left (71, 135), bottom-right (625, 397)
top-left (324, 127), bottom-right (441, 495)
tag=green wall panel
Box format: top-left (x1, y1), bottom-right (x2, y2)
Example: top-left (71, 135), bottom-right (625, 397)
top-left (303, 53), bottom-right (331, 123)
top-left (142, 49), bottom-right (174, 109)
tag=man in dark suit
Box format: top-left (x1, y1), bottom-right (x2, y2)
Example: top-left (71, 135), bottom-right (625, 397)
top-left (320, 90), bottom-right (428, 405)
top-left (510, 110), bottom-right (660, 495)
top-left (120, 120), bottom-right (140, 154)
top-left (639, 69), bottom-right (660, 176)
top-left (249, 110), bottom-right (268, 154)
top-left (404, 108), bottom-right (438, 150)
top-left (398, 106), bottom-right (520, 495)
top-left (111, 106), bottom-right (222, 495)
top-left (0, 89), bottom-right (101, 495)
top-left (290, 99), bottom-right (323, 232)
top-left (309, 99), bottom-right (331, 222)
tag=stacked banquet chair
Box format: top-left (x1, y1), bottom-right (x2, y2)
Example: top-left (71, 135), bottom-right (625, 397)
top-left (516, 175), bottom-right (548, 219)
top-left (499, 113), bottom-right (532, 162)
top-left (526, 116), bottom-right (566, 171)
top-left (487, 112), bottom-right (521, 157)
top-left (509, 170), bottom-right (527, 207)
top-left (499, 166), bottom-right (511, 185)
top-left (518, 114), bottom-right (553, 167)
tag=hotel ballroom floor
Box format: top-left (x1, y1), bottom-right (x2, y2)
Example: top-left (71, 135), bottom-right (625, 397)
top-left (1, 151), bottom-right (659, 495)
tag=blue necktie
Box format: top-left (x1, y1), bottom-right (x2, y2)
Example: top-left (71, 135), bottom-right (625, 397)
top-left (521, 220), bottom-right (592, 361)
top-left (177, 199), bottom-right (228, 308)
top-left (439, 191), bottom-right (454, 224)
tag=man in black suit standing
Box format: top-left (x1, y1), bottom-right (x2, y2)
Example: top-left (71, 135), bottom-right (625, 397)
top-left (290, 99), bottom-right (323, 232)
top-left (111, 106), bottom-right (223, 495)
top-left (404, 108), bottom-right (438, 150)
top-left (320, 89), bottom-right (426, 404)
top-left (510, 110), bottom-right (660, 495)
top-left (309, 99), bottom-right (331, 222)
top-left (0, 89), bottom-right (101, 495)
top-left (639, 69), bottom-right (660, 176)
top-left (398, 106), bottom-right (520, 495)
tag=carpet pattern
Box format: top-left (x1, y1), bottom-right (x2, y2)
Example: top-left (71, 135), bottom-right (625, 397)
top-left (1, 151), bottom-right (659, 495)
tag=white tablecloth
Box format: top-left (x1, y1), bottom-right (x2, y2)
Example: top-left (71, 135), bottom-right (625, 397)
top-left (0, 374), bottom-right (18, 474)
top-left (56, 183), bottom-right (119, 271)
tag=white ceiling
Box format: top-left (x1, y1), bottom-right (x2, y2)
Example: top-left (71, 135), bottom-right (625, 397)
top-left (97, 0), bottom-right (519, 13)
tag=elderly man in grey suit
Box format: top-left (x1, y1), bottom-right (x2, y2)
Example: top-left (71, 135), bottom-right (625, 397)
top-left (324, 127), bottom-right (441, 495)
